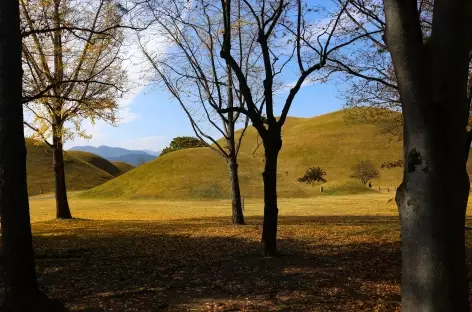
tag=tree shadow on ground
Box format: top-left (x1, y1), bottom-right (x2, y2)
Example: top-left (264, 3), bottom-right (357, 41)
top-left (0, 216), bottom-right (470, 311)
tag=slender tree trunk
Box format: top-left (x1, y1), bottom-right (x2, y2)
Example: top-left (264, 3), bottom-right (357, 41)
top-left (261, 129), bottom-right (282, 257)
top-left (224, 40), bottom-right (245, 225)
top-left (0, 1), bottom-right (65, 310)
top-left (52, 130), bottom-right (72, 219)
top-left (227, 153), bottom-right (244, 225)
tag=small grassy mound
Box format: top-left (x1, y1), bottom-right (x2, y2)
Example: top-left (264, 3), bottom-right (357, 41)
top-left (67, 150), bottom-right (121, 176)
top-left (82, 109), bottom-right (404, 200)
top-left (26, 139), bottom-right (114, 195)
top-left (83, 148), bottom-right (263, 199)
top-left (112, 161), bottom-right (135, 175)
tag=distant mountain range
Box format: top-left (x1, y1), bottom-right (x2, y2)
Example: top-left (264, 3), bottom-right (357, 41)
top-left (140, 149), bottom-right (161, 157)
top-left (68, 145), bottom-right (160, 166)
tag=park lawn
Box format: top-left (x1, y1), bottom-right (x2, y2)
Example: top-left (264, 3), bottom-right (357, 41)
top-left (2, 193), bottom-right (472, 311)
top-left (28, 193), bottom-right (400, 222)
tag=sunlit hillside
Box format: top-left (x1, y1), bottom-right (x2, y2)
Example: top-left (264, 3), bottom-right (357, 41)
top-left (82, 109), bottom-right (404, 199)
top-left (26, 139), bottom-right (114, 195)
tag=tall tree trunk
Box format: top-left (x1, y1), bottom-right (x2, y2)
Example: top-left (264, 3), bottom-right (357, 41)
top-left (0, 1), bottom-right (65, 310)
top-left (383, 0), bottom-right (472, 310)
top-left (396, 134), bottom-right (469, 311)
top-left (227, 153), bottom-right (244, 225)
top-left (0, 0), bottom-right (38, 304)
top-left (224, 44), bottom-right (244, 225)
top-left (52, 130), bottom-right (72, 219)
top-left (261, 129), bottom-right (282, 257)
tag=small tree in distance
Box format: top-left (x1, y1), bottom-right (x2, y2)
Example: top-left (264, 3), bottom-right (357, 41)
top-left (350, 160), bottom-right (379, 185)
top-left (298, 167), bottom-right (327, 186)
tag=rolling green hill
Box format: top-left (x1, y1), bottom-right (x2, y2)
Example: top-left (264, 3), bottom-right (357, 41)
top-left (112, 161), bottom-right (135, 175)
top-left (68, 150), bottom-right (122, 176)
top-left (26, 139), bottom-right (114, 195)
top-left (67, 151), bottom-right (136, 177)
top-left (82, 109), bottom-right (405, 200)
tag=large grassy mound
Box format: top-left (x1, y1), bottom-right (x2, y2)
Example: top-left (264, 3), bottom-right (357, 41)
top-left (26, 139), bottom-right (114, 195)
top-left (82, 109), bottom-right (404, 199)
top-left (67, 151), bottom-right (136, 176)
top-left (68, 150), bottom-right (122, 176)
top-left (112, 161), bottom-right (135, 175)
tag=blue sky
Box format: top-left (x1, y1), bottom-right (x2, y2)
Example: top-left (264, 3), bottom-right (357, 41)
top-left (64, 1), bottom-right (348, 152)
top-left (65, 80), bottom-right (345, 152)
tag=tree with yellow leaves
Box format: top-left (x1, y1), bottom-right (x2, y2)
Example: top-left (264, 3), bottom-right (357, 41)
top-left (21, 0), bottom-right (127, 219)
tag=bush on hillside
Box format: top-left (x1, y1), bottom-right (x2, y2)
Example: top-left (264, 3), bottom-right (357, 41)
top-left (380, 159), bottom-right (403, 169)
top-left (350, 160), bottom-right (380, 185)
top-left (161, 136), bottom-right (206, 156)
top-left (298, 166), bottom-right (327, 186)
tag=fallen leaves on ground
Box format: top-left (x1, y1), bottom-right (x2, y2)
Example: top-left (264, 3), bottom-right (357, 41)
top-left (0, 215), bottom-right (471, 311)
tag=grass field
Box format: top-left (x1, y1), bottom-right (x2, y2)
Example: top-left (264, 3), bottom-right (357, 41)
top-left (4, 193), bottom-right (469, 311)
top-left (29, 193), bottom-right (399, 222)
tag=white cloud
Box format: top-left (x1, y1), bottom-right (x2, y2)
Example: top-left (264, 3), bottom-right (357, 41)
top-left (64, 119), bottom-right (108, 147)
top-left (120, 136), bottom-right (168, 151)
top-left (65, 23), bottom-right (169, 148)
top-left (117, 24), bottom-right (168, 123)
top-left (119, 106), bottom-right (140, 124)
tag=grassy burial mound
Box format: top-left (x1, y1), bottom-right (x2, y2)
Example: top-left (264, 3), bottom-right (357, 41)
top-left (82, 109), bottom-right (404, 200)
top-left (68, 151), bottom-right (136, 177)
top-left (26, 139), bottom-right (114, 196)
top-left (112, 161), bottom-right (135, 175)
top-left (68, 150), bottom-right (123, 177)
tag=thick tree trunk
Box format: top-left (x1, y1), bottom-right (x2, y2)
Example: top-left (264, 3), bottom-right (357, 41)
top-left (261, 130), bottom-right (282, 257)
top-left (396, 137), bottom-right (469, 311)
top-left (52, 133), bottom-right (72, 219)
top-left (383, 0), bottom-right (472, 310)
top-left (0, 0), bottom-right (39, 305)
top-left (228, 154), bottom-right (244, 225)
top-left (0, 1), bottom-right (66, 310)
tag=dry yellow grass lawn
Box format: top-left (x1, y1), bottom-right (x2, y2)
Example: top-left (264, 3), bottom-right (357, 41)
top-left (4, 194), bottom-right (470, 311)
top-left (29, 193), bottom-right (399, 222)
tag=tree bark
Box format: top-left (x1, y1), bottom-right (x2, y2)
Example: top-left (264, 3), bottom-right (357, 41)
top-left (383, 0), bottom-right (472, 310)
top-left (224, 46), bottom-right (245, 225)
top-left (0, 0), bottom-right (39, 304)
top-left (227, 154), bottom-right (244, 225)
top-left (261, 128), bottom-right (282, 257)
top-left (0, 1), bottom-right (66, 310)
top-left (52, 130), bottom-right (72, 219)
top-left (396, 141), bottom-right (469, 311)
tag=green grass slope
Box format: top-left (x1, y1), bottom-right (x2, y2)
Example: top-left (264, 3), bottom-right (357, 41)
top-left (68, 150), bottom-right (121, 176)
top-left (112, 161), bottom-right (135, 175)
top-left (82, 109), bottom-right (404, 200)
top-left (26, 139), bottom-right (114, 195)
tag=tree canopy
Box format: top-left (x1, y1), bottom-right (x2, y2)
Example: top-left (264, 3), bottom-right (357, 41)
top-left (160, 136), bottom-right (207, 156)
top-left (21, 0), bottom-right (127, 145)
